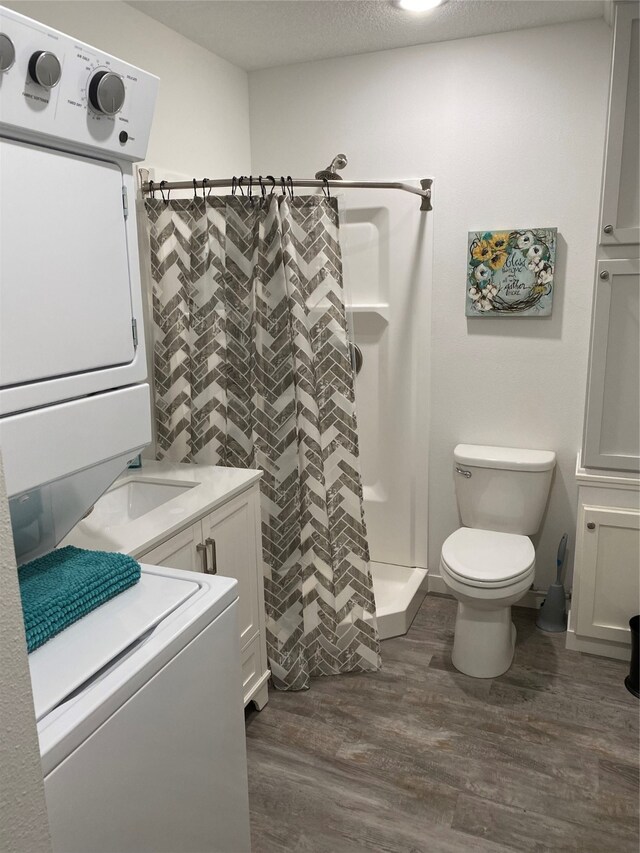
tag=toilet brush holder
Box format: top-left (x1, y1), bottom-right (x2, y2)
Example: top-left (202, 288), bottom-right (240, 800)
top-left (537, 533), bottom-right (568, 633)
top-left (536, 582), bottom-right (567, 633)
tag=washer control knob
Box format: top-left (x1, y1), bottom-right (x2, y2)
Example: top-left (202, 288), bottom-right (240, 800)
top-left (0, 34), bottom-right (16, 72)
top-left (28, 50), bottom-right (62, 88)
top-left (88, 70), bottom-right (125, 116)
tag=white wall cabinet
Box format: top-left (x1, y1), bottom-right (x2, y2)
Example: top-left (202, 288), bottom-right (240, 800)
top-left (598, 1), bottom-right (639, 246)
top-left (140, 483), bottom-right (270, 709)
top-left (567, 460), bottom-right (640, 660)
top-left (582, 2), bottom-right (640, 474)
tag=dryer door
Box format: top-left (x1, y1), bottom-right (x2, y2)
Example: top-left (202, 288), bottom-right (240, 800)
top-left (0, 137), bottom-right (135, 388)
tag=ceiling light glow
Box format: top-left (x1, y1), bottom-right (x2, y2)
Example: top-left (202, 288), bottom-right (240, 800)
top-left (396, 0), bottom-right (447, 12)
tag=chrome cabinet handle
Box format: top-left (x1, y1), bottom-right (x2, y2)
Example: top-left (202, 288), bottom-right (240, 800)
top-left (196, 542), bottom-right (208, 573)
top-left (455, 466), bottom-right (472, 478)
top-left (204, 537), bottom-right (217, 574)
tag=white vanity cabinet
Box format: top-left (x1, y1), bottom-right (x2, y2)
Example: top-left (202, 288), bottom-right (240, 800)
top-left (140, 483), bottom-right (270, 710)
top-left (62, 463), bottom-right (271, 709)
top-left (567, 458), bottom-right (640, 661)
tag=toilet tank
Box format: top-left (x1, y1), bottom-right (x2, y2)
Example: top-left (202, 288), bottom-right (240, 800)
top-left (454, 444), bottom-right (556, 535)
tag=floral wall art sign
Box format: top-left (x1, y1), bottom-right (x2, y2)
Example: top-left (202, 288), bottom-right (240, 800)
top-left (466, 228), bottom-right (557, 317)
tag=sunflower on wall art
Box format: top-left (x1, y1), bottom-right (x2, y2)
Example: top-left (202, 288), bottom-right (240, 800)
top-left (466, 228), bottom-right (557, 317)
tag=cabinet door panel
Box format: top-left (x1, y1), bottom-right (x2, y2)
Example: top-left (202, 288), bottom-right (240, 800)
top-left (576, 506), bottom-right (640, 642)
top-left (583, 259), bottom-right (640, 471)
top-left (203, 495), bottom-right (260, 646)
top-left (138, 523), bottom-right (205, 573)
top-left (599, 3), bottom-right (639, 245)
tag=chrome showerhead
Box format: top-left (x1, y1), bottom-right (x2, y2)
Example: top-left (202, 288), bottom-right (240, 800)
top-left (315, 153), bottom-right (348, 181)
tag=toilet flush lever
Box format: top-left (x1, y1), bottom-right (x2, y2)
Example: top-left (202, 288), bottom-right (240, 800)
top-left (455, 466), bottom-right (472, 478)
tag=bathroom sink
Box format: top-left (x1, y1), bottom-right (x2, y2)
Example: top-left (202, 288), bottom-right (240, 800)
top-left (88, 480), bottom-right (196, 528)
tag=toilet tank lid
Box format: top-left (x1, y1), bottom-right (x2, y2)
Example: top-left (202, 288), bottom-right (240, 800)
top-left (454, 444), bottom-right (556, 472)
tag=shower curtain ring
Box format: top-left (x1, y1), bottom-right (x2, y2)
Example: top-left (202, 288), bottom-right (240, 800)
top-left (266, 175), bottom-right (276, 196)
top-left (248, 175), bottom-right (254, 205)
top-left (201, 178), bottom-right (209, 199)
top-left (286, 176), bottom-right (294, 199)
top-left (237, 175), bottom-right (245, 196)
top-left (192, 178), bottom-right (199, 201)
top-left (280, 176), bottom-right (286, 196)
top-left (322, 178), bottom-right (331, 199)
top-left (231, 176), bottom-right (237, 196)
top-left (159, 180), bottom-right (170, 204)
top-left (148, 178), bottom-right (155, 198)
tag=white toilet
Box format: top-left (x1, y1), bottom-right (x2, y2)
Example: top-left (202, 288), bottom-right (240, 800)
top-left (440, 444), bottom-right (556, 678)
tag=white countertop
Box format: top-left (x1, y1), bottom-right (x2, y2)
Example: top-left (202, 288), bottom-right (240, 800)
top-left (62, 461), bottom-right (262, 557)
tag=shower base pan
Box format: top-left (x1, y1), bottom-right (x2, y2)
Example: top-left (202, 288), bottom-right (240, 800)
top-left (371, 562), bottom-right (427, 640)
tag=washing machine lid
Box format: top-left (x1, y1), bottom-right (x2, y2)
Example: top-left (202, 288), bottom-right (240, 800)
top-left (29, 569), bottom-right (201, 723)
top-left (441, 527), bottom-right (535, 585)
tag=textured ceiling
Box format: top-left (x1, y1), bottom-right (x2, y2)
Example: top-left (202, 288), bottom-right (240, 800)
top-left (127, 0), bottom-right (605, 71)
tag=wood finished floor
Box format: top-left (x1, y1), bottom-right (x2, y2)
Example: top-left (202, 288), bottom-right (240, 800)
top-left (245, 595), bottom-right (639, 853)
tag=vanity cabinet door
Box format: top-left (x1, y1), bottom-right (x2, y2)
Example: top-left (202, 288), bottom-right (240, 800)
top-left (575, 505), bottom-right (640, 644)
top-left (138, 522), bottom-right (206, 574)
top-left (202, 488), bottom-right (262, 649)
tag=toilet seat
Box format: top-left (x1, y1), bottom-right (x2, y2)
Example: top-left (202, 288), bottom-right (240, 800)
top-left (441, 527), bottom-right (535, 588)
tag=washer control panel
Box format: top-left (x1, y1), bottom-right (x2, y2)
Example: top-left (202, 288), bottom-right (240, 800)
top-left (0, 7), bottom-right (158, 161)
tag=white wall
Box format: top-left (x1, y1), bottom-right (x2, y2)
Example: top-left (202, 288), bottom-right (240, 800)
top-left (5, 1), bottom-right (252, 176)
top-left (249, 19), bottom-right (611, 589)
top-left (0, 457), bottom-right (52, 853)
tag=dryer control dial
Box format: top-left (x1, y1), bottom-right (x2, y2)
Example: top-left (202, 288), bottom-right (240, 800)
top-left (28, 51), bottom-right (62, 88)
top-left (0, 34), bottom-right (16, 72)
top-left (88, 70), bottom-right (126, 116)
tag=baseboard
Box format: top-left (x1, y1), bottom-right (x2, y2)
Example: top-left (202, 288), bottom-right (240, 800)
top-left (566, 627), bottom-right (631, 662)
top-left (427, 574), bottom-right (568, 611)
top-left (427, 574), bottom-right (449, 596)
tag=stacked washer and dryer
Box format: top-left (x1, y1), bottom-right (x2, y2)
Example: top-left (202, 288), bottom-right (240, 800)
top-left (0, 7), bottom-right (251, 852)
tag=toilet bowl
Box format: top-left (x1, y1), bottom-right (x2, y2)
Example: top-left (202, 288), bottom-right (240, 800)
top-left (440, 527), bottom-right (535, 678)
top-left (441, 444), bottom-right (556, 679)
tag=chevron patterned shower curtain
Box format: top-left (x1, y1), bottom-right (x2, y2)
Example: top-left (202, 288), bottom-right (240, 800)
top-left (144, 194), bottom-right (380, 690)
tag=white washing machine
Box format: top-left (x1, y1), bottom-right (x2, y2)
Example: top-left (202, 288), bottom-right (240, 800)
top-left (0, 8), bottom-right (252, 850)
top-left (31, 564), bottom-right (251, 853)
top-left (0, 4), bottom-right (159, 563)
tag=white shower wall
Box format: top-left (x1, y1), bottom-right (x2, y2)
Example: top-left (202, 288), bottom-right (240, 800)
top-left (339, 189), bottom-right (431, 570)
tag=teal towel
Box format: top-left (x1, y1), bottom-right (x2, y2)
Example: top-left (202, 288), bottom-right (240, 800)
top-left (18, 546), bottom-right (141, 653)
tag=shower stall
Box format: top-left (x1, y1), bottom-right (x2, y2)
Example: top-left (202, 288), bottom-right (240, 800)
top-left (340, 183), bottom-right (432, 638)
top-left (139, 167), bottom-right (433, 640)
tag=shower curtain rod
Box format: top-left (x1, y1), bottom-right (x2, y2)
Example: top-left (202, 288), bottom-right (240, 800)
top-left (140, 175), bottom-right (433, 211)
